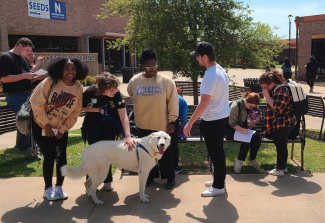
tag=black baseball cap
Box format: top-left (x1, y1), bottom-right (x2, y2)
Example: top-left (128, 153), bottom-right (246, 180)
top-left (190, 41), bottom-right (215, 57)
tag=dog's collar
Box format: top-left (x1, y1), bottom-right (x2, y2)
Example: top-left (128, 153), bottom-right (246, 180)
top-left (136, 143), bottom-right (158, 164)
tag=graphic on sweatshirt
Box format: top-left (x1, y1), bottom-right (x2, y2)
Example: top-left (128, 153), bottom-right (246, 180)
top-left (135, 86), bottom-right (163, 96)
top-left (48, 90), bottom-right (77, 121)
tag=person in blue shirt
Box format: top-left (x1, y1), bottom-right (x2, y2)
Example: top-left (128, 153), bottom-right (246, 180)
top-left (172, 88), bottom-right (188, 174)
top-left (281, 57), bottom-right (292, 81)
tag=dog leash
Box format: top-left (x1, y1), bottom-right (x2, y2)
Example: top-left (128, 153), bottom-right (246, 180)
top-left (99, 106), bottom-right (123, 129)
top-left (136, 143), bottom-right (157, 164)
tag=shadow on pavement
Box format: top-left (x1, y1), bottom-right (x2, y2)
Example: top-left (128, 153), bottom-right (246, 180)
top-left (185, 194), bottom-right (238, 223)
top-left (230, 174), bottom-right (269, 187)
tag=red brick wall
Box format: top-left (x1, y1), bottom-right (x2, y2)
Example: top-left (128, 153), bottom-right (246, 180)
top-left (297, 20), bottom-right (325, 79)
top-left (0, 0), bottom-right (128, 52)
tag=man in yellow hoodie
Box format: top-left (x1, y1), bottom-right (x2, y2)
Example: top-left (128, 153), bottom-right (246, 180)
top-left (127, 48), bottom-right (179, 189)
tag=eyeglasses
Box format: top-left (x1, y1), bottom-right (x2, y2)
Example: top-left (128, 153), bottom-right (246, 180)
top-left (144, 65), bottom-right (158, 71)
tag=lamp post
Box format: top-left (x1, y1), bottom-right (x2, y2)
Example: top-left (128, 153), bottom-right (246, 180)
top-left (288, 15), bottom-right (293, 60)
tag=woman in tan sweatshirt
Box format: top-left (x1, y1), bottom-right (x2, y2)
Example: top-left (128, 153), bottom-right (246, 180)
top-left (30, 57), bottom-right (88, 201)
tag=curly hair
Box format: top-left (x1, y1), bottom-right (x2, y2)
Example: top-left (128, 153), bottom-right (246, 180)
top-left (140, 48), bottom-right (156, 65)
top-left (244, 92), bottom-right (260, 105)
top-left (258, 69), bottom-right (286, 85)
top-left (95, 72), bottom-right (120, 95)
top-left (47, 57), bottom-right (88, 81)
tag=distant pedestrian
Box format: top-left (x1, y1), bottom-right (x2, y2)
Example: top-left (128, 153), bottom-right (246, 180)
top-left (305, 55), bottom-right (318, 93)
top-left (25, 51), bottom-right (45, 89)
top-left (184, 41), bottom-right (229, 197)
top-left (281, 57), bottom-right (292, 81)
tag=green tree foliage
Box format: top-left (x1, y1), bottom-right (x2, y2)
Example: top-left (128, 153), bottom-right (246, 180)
top-left (96, 0), bottom-right (286, 104)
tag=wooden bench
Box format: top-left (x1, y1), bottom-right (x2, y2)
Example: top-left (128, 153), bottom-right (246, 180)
top-left (175, 81), bottom-right (251, 101)
top-left (306, 95), bottom-right (325, 140)
top-left (126, 103), bottom-right (306, 171)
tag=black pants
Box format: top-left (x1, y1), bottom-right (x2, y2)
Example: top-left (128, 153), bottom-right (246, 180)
top-left (138, 128), bottom-right (175, 180)
top-left (200, 118), bottom-right (228, 189)
top-left (86, 121), bottom-right (118, 183)
top-left (170, 118), bottom-right (180, 168)
top-left (32, 119), bottom-right (68, 188)
top-left (283, 72), bottom-right (292, 81)
top-left (226, 129), bottom-right (261, 161)
top-left (272, 126), bottom-right (294, 170)
top-left (306, 75), bottom-right (315, 88)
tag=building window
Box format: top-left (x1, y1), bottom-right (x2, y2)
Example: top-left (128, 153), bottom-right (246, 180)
top-left (312, 39), bottom-right (325, 74)
top-left (8, 35), bottom-right (78, 52)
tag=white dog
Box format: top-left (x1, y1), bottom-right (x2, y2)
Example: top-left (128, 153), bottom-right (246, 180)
top-left (61, 131), bottom-right (171, 205)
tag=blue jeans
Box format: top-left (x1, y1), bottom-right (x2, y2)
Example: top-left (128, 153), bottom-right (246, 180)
top-left (6, 91), bottom-right (32, 151)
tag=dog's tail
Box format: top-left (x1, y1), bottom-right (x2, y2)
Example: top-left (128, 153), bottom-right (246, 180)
top-left (61, 163), bottom-right (86, 179)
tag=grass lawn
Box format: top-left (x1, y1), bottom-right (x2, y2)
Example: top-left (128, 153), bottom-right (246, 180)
top-left (0, 101), bottom-right (7, 106)
top-left (0, 129), bottom-right (324, 177)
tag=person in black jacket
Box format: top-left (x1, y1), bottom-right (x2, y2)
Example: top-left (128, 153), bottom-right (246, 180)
top-left (305, 55), bottom-right (318, 93)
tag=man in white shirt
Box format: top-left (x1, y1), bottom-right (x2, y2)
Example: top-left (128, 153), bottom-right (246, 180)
top-left (184, 41), bottom-right (229, 197)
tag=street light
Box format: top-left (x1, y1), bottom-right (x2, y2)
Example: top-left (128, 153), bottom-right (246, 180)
top-left (288, 15), bottom-right (293, 60)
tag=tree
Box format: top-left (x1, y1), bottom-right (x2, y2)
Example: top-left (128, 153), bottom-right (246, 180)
top-left (96, 0), bottom-right (286, 105)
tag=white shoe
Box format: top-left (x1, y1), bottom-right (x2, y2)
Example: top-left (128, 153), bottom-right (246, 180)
top-left (43, 187), bottom-right (60, 201)
top-left (267, 168), bottom-right (284, 176)
top-left (205, 181), bottom-right (226, 189)
top-left (234, 158), bottom-right (243, 173)
top-left (55, 186), bottom-right (68, 200)
top-left (104, 182), bottom-right (114, 191)
top-left (274, 165), bottom-right (288, 173)
top-left (248, 158), bottom-right (261, 170)
top-left (201, 186), bottom-right (226, 197)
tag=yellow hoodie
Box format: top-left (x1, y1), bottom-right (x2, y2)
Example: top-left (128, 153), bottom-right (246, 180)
top-left (127, 72), bottom-right (179, 132)
top-left (30, 77), bottom-right (83, 134)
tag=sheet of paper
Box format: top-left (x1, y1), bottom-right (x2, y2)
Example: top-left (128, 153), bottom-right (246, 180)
top-left (234, 129), bottom-right (256, 143)
top-left (34, 69), bottom-right (47, 76)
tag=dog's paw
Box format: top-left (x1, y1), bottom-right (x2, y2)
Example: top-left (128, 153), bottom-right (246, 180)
top-left (94, 200), bottom-right (104, 205)
top-left (140, 197), bottom-right (149, 203)
top-left (144, 194), bottom-right (149, 199)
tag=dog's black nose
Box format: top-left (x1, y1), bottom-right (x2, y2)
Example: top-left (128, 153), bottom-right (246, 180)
top-left (159, 143), bottom-right (165, 147)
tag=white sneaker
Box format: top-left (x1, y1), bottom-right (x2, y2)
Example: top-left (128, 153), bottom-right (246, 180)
top-left (248, 158), bottom-right (261, 170)
top-left (55, 186), bottom-right (68, 200)
top-left (104, 182), bottom-right (114, 191)
top-left (234, 158), bottom-right (243, 173)
top-left (267, 168), bottom-right (284, 176)
top-left (43, 187), bottom-right (60, 201)
top-left (201, 186), bottom-right (226, 197)
top-left (274, 165), bottom-right (288, 173)
top-left (205, 181), bottom-right (226, 189)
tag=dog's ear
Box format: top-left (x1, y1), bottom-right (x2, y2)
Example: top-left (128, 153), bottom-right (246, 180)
top-left (149, 132), bottom-right (156, 139)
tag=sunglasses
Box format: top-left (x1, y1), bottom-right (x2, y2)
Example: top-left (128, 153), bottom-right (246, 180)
top-left (144, 65), bottom-right (158, 71)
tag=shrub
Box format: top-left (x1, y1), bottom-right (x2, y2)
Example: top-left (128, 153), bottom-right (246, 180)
top-left (78, 75), bottom-right (99, 87)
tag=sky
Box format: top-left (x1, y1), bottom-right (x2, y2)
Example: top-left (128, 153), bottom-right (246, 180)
top-left (241, 0), bottom-right (325, 39)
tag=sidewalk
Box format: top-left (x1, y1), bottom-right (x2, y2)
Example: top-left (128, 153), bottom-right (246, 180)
top-left (1, 169), bottom-right (325, 222)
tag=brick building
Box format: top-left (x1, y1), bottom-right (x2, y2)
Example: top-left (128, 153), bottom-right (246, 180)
top-left (295, 14), bottom-right (325, 79)
top-left (0, 0), bottom-right (133, 73)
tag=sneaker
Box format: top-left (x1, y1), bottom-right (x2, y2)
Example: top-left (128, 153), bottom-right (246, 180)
top-left (205, 181), bottom-right (226, 189)
top-left (248, 158), bottom-right (261, 170)
top-left (267, 168), bottom-right (284, 176)
top-left (146, 178), bottom-right (154, 187)
top-left (309, 88), bottom-right (313, 93)
top-left (21, 147), bottom-right (42, 162)
top-left (175, 166), bottom-right (183, 174)
top-left (274, 165), bottom-right (288, 173)
top-left (43, 187), bottom-right (60, 201)
top-left (166, 178), bottom-right (176, 189)
top-left (55, 186), bottom-right (68, 200)
top-left (104, 182), bottom-right (114, 191)
top-left (201, 186), bottom-right (226, 197)
top-left (234, 158), bottom-right (243, 173)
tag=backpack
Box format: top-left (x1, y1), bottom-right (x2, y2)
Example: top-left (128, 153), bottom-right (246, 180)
top-left (273, 79), bottom-right (308, 118)
top-left (224, 99), bottom-right (243, 139)
top-left (16, 79), bottom-right (57, 135)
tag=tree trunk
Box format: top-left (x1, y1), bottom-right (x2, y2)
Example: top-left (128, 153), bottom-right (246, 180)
top-left (192, 78), bottom-right (199, 105)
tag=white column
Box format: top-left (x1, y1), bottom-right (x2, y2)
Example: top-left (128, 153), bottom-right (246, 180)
top-left (101, 37), bottom-right (105, 70)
